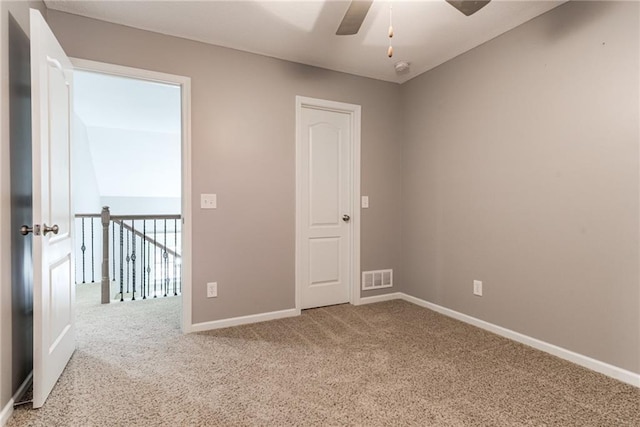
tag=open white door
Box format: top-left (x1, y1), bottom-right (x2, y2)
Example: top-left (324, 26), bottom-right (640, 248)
top-left (29, 9), bottom-right (75, 408)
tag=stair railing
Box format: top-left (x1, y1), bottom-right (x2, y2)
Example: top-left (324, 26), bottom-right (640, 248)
top-left (75, 206), bottom-right (182, 303)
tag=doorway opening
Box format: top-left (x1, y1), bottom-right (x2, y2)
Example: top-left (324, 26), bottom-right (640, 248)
top-left (70, 60), bottom-right (192, 331)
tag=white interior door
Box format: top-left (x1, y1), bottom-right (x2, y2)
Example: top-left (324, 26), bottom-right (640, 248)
top-left (30, 9), bottom-right (75, 408)
top-left (298, 103), bottom-right (353, 309)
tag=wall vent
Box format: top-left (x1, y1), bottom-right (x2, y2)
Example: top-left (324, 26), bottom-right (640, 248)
top-left (362, 269), bottom-right (393, 291)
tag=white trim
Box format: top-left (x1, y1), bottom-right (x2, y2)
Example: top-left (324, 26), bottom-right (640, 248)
top-left (0, 372), bottom-right (33, 426)
top-left (394, 293), bottom-right (640, 387)
top-left (68, 58), bottom-right (194, 333)
top-left (294, 96), bottom-right (362, 311)
top-left (355, 291), bottom-right (639, 387)
top-left (189, 308), bottom-right (300, 332)
top-left (351, 102), bottom-right (362, 307)
top-left (71, 58), bottom-right (187, 86)
top-left (180, 80), bottom-right (193, 333)
top-left (182, 287), bottom-right (639, 387)
top-left (357, 292), bottom-right (402, 306)
top-left (0, 6), bottom-right (4, 422)
top-left (0, 400), bottom-right (12, 427)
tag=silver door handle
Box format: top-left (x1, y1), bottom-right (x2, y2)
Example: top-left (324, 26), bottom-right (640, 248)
top-left (342, 214), bottom-right (351, 222)
top-left (43, 224), bottom-right (59, 236)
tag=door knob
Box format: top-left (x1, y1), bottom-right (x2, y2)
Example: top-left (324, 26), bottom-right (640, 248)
top-left (43, 224), bottom-right (59, 236)
top-left (20, 224), bottom-right (42, 236)
top-left (342, 214), bottom-right (351, 222)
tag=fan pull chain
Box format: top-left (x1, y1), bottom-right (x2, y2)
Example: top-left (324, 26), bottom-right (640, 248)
top-left (387, 3), bottom-right (394, 57)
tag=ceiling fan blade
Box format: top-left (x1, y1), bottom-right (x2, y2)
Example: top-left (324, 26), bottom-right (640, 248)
top-left (446, 0), bottom-right (491, 16)
top-left (336, 0), bottom-right (373, 36)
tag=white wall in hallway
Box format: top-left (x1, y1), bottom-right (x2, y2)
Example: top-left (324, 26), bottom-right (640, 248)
top-left (101, 196), bottom-right (180, 215)
top-left (73, 114), bottom-right (101, 214)
top-left (86, 126), bottom-right (180, 199)
top-left (73, 70), bottom-right (181, 202)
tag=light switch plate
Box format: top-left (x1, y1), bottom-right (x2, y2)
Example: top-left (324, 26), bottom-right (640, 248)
top-left (361, 196), bottom-right (369, 209)
top-left (201, 193), bottom-right (217, 209)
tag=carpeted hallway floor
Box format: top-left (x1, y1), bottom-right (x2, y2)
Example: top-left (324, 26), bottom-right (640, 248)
top-left (8, 283), bottom-right (640, 426)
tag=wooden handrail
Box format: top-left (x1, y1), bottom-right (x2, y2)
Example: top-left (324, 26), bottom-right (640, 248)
top-left (76, 213), bottom-right (181, 220)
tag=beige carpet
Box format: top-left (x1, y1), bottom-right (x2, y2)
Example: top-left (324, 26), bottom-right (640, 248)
top-left (8, 284), bottom-right (639, 426)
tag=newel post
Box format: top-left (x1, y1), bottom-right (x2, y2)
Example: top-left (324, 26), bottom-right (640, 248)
top-left (101, 206), bottom-right (111, 304)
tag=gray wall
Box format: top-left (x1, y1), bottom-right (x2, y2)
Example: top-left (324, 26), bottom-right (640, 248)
top-left (0, 0), bottom-right (46, 414)
top-left (400, 0), bottom-right (639, 373)
top-left (46, 10), bottom-right (403, 324)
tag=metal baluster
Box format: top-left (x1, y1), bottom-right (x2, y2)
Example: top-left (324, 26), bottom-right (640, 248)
top-left (147, 240), bottom-right (151, 298)
top-left (126, 226), bottom-right (130, 295)
top-left (119, 221), bottom-right (124, 302)
top-left (131, 220), bottom-right (136, 301)
top-left (90, 217), bottom-right (95, 283)
top-left (142, 220), bottom-right (146, 299)
top-left (173, 219), bottom-right (178, 295)
top-left (112, 221), bottom-right (116, 281)
top-left (81, 218), bottom-right (86, 284)
top-left (153, 220), bottom-right (157, 298)
top-left (163, 219), bottom-right (168, 297)
top-left (178, 220), bottom-right (182, 293)
top-left (158, 221), bottom-right (162, 297)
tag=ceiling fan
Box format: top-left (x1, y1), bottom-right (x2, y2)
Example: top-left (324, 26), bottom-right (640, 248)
top-left (336, 0), bottom-right (491, 35)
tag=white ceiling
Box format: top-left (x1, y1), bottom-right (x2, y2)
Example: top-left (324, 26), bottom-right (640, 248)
top-left (74, 71), bottom-right (181, 198)
top-left (46, 0), bottom-right (567, 84)
top-left (74, 70), bottom-right (181, 133)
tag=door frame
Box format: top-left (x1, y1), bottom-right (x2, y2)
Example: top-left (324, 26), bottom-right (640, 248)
top-left (295, 96), bottom-right (361, 310)
top-left (69, 58), bottom-right (193, 332)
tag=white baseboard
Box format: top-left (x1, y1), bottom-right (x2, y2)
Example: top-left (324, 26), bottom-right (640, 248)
top-left (396, 293), bottom-right (640, 388)
top-left (188, 308), bottom-right (300, 332)
top-left (357, 292), bottom-right (402, 305)
top-left (184, 292), bottom-right (639, 387)
top-left (1, 371), bottom-right (32, 426)
top-left (0, 400), bottom-right (12, 427)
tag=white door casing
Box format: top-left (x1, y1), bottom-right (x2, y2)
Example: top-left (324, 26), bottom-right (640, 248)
top-left (296, 97), bottom-right (361, 310)
top-left (69, 58), bottom-right (193, 333)
top-left (30, 9), bottom-right (75, 408)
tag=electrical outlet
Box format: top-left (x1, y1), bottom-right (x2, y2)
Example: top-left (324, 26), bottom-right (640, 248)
top-left (207, 282), bottom-right (218, 298)
top-left (473, 280), bottom-right (483, 297)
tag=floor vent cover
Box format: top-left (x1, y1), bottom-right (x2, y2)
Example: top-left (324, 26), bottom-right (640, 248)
top-left (362, 269), bottom-right (393, 290)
